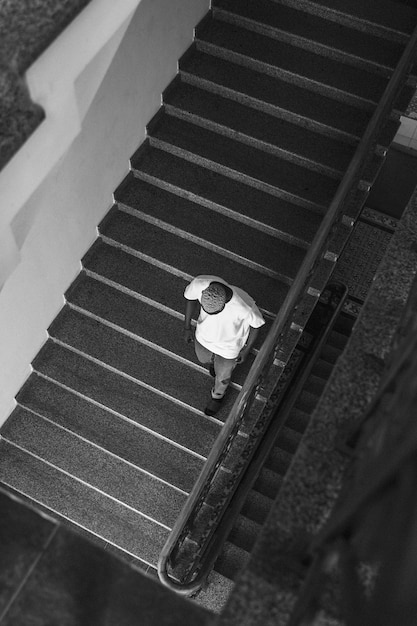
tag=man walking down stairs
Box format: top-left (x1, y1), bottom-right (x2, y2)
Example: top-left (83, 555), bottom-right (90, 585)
top-left (1, 0), bottom-right (417, 619)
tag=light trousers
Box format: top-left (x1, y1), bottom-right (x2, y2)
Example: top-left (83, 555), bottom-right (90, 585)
top-left (194, 339), bottom-right (237, 399)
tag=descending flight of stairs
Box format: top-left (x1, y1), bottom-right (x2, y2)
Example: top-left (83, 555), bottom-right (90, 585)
top-left (213, 297), bottom-right (355, 583)
top-left (1, 0), bottom-right (416, 601)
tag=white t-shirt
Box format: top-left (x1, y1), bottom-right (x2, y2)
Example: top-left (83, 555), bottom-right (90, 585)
top-left (184, 275), bottom-right (265, 359)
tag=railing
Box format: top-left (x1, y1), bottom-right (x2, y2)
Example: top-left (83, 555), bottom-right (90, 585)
top-left (158, 23), bottom-right (417, 595)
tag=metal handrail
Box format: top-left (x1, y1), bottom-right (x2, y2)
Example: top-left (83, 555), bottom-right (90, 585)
top-left (158, 24), bottom-right (417, 594)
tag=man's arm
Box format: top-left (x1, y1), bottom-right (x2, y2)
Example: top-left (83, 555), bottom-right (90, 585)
top-left (237, 326), bottom-right (260, 363)
top-left (184, 299), bottom-right (200, 344)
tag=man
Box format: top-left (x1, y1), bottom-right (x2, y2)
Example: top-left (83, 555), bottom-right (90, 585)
top-left (183, 275), bottom-right (265, 416)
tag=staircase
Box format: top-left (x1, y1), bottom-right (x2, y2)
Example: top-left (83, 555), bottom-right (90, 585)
top-left (213, 299), bottom-right (355, 583)
top-left (1, 0), bottom-right (416, 605)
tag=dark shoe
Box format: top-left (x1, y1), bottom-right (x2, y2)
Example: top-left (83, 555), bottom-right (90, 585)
top-left (204, 396), bottom-right (224, 416)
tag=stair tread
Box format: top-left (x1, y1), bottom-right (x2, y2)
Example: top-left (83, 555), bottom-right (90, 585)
top-left (197, 17), bottom-right (388, 104)
top-left (266, 446), bottom-right (293, 476)
top-left (295, 0), bottom-right (417, 37)
top-left (254, 466), bottom-right (283, 500)
top-left (213, 0), bottom-right (405, 70)
top-left (45, 308), bottom-right (240, 424)
top-left (149, 114), bottom-right (340, 209)
top-left (240, 489), bottom-right (273, 525)
top-left (0, 441), bottom-right (169, 566)
top-left (215, 540), bottom-right (250, 580)
top-left (2, 407), bottom-right (187, 529)
top-left (16, 372), bottom-right (204, 494)
top-left (285, 407), bottom-right (311, 434)
top-left (96, 214), bottom-right (289, 315)
top-left (130, 146), bottom-right (324, 247)
top-left (228, 514), bottom-right (262, 552)
top-left (164, 81), bottom-right (355, 175)
top-left (180, 49), bottom-right (373, 140)
top-left (116, 176), bottom-right (306, 280)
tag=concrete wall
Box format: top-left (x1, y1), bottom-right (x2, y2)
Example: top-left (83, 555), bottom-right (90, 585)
top-left (0, 0), bottom-right (210, 425)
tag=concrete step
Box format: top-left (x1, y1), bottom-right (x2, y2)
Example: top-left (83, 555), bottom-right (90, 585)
top-left (195, 16), bottom-right (388, 108)
top-left (285, 407), bottom-right (311, 434)
top-left (275, 426), bottom-right (303, 455)
top-left (46, 307), bottom-right (240, 424)
top-left (311, 358), bottom-right (334, 381)
top-left (212, 0), bottom-right (405, 73)
top-left (180, 48), bottom-right (375, 143)
top-left (0, 441), bottom-right (169, 568)
top-left (227, 514), bottom-right (262, 553)
top-left (303, 373), bottom-right (327, 396)
top-left (96, 213), bottom-right (289, 316)
top-left (295, 389), bottom-right (321, 415)
top-left (214, 540), bottom-right (250, 581)
top-left (17, 370), bottom-right (204, 494)
top-left (265, 447), bottom-right (293, 476)
top-left (254, 466), bottom-right (283, 500)
top-left (148, 113), bottom-right (340, 211)
top-left (65, 272), bottom-right (269, 389)
top-left (1, 407), bottom-right (187, 529)
top-left (240, 489), bottom-right (273, 525)
top-left (115, 175), bottom-right (306, 283)
top-left (163, 80), bottom-right (354, 178)
top-left (282, 0), bottom-right (417, 42)
top-left (129, 146), bottom-right (324, 249)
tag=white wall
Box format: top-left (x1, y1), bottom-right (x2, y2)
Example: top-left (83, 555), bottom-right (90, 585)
top-left (0, 0), bottom-right (210, 425)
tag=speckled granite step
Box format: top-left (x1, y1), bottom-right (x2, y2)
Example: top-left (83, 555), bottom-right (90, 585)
top-left (148, 114), bottom-right (340, 211)
top-left (1, 407), bottom-right (187, 529)
top-left (16, 369), bottom-right (204, 494)
top-left (214, 541), bottom-right (250, 581)
top-left (163, 80), bottom-right (354, 178)
top-left (114, 175), bottom-right (306, 282)
top-left (45, 307), bottom-right (239, 422)
top-left (227, 515), bottom-right (262, 553)
top-left (180, 49), bottom-right (375, 142)
top-left (254, 466), bottom-right (283, 500)
top-left (129, 147), bottom-right (324, 248)
top-left (96, 214), bottom-right (289, 315)
top-left (0, 441), bottom-right (169, 567)
top-left (283, 0), bottom-right (417, 41)
top-left (212, 0), bottom-right (405, 73)
top-left (240, 489), bottom-right (274, 525)
top-left (195, 16), bottom-right (388, 108)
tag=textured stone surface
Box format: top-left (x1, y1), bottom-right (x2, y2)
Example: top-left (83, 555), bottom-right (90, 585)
top-left (218, 186), bottom-right (417, 625)
top-left (0, 0), bottom-right (92, 169)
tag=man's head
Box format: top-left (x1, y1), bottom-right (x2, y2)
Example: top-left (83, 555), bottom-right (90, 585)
top-left (201, 282), bottom-right (227, 315)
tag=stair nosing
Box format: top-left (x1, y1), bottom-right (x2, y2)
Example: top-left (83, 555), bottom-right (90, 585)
top-left (64, 300), bottom-right (244, 398)
top-left (195, 39), bottom-right (378, 110)
top-left (179, 69), bottom-right (361, 145)
top-left (11, 402), bottom-right (191, 499)
top-left (163, 103), bottom-right (343, 180)
top-left (38, 337), bottom-right (224, 453)
top-left (130, 169), bottom-right (313, 249)
top-left (78, 268), bottom-right (184, 321)
top-left (276, 0), bottom-right (411, 44)
top-left (0, 454), bottom-right (160, 571)
top-left (212, 6), bottom-right (397, 76)
top-left (148, 135), bottom-right (328, 216)
top-left (98, 234), bottom-right (194, 281)
top-left (117, 202), bottom-right (296, 284)
top-left (1, 438), bottom-right (174, 531)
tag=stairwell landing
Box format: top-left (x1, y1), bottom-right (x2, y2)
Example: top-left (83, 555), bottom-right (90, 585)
top-left (1, 0), bottom-right (416, 612)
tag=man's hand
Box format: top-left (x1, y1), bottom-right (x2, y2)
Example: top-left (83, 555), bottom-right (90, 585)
top-left (184, 328), bottom-right (194, 345)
